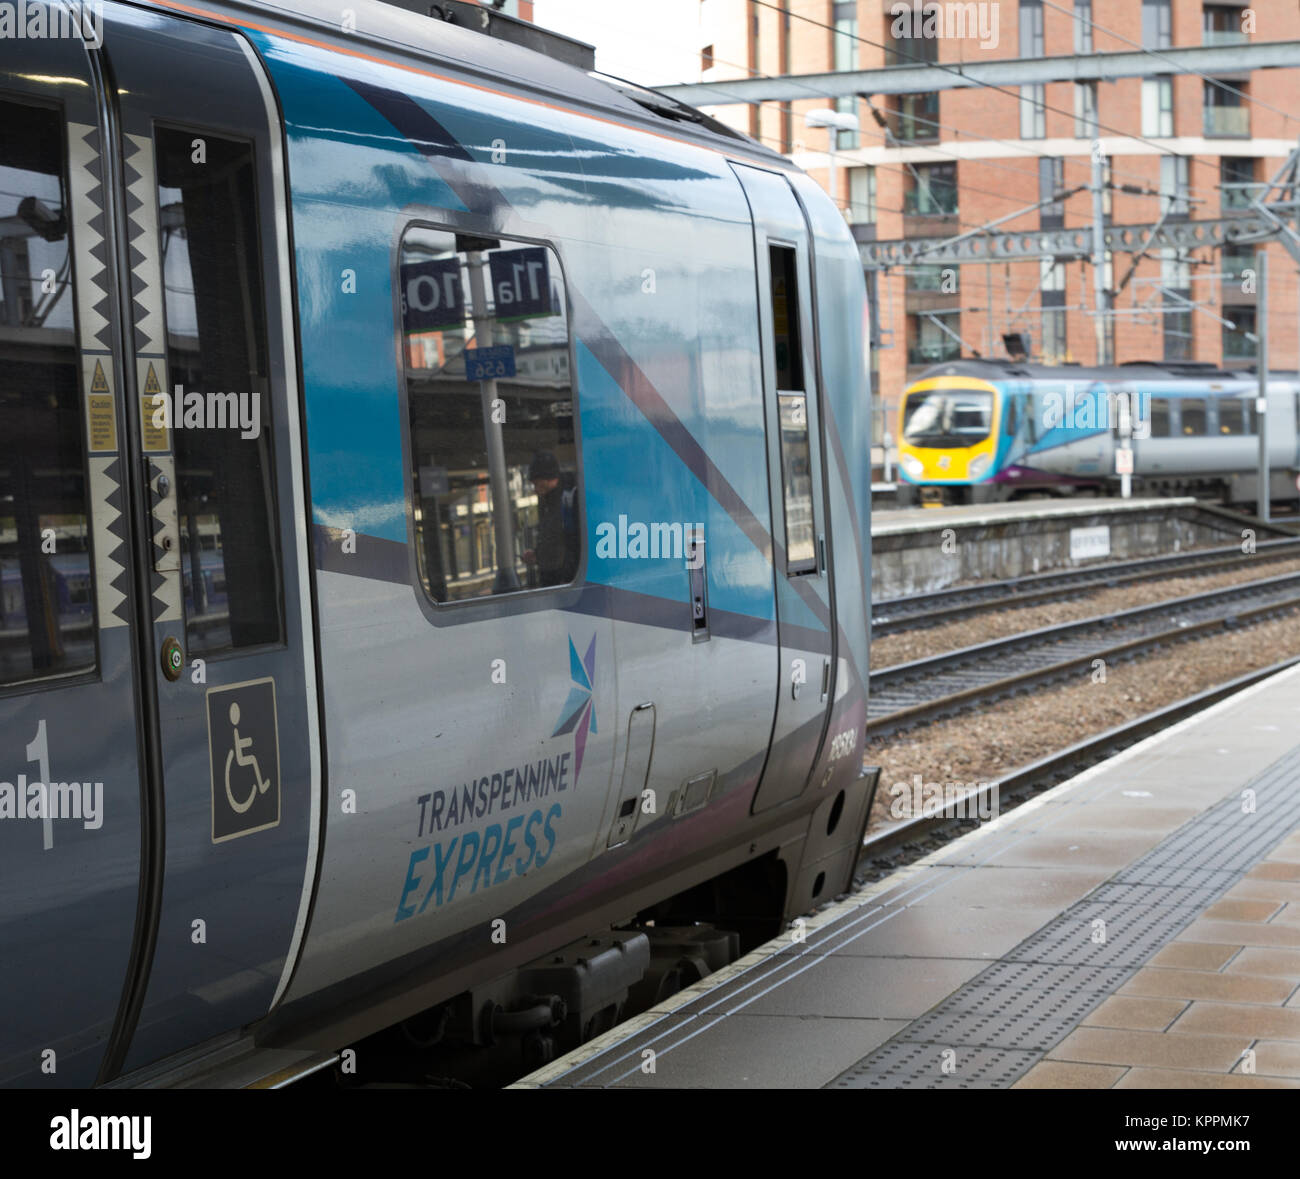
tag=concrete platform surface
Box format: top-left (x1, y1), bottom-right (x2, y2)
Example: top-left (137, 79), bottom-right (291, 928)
top-left (515, 663), bottom-right (1300, 1089)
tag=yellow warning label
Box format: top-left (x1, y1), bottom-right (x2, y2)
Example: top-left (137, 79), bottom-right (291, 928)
top-left (139, 358), bottom-right (169, 452)
top-left (90, 358), bottom-right (110, 393)
top-left (141, 394), bottom-right (169, 452)
top-left (88, 393), bottom-right (117, 453)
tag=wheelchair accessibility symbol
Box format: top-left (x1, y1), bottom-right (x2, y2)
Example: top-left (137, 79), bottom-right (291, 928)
top-left (207, 677), bottom-right (280, 843)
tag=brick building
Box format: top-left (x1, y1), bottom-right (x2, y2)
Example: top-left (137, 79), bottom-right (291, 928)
top-left (694, 1), bottom-right (1300, 436)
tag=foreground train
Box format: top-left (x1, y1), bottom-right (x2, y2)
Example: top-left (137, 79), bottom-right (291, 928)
top-left (896, 359), bottom-right (1300, 506)
top-left (0, 0), bottom-right (871, 1086)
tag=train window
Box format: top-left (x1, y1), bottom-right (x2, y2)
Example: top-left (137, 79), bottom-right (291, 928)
top-left (1004, 395), bottom-right (1019, 436)
top-left (0, 100), bottom-right (97, 685)
top-left (779, 394), bottom-right (817, 574)
top-left (1181, 398), bottom-right (1207, 435)
top-left (398, 227), bottom-right (580, 602)
top-left (769, 245), bottom-right (805, 392)
top-left (1148, 398), bottom-right (1171, 437)
top-left (1218, 399), bottom-right (1246, 435)
top-left (156, 127), bottom-right (284, 654)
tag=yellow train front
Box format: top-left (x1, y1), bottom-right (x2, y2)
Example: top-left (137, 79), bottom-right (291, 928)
top-left (894, 372), bottom-right (1005, 506)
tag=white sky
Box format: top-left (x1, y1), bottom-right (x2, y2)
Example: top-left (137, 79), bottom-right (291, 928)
top-left (532, 0), bottom-right (704, 87)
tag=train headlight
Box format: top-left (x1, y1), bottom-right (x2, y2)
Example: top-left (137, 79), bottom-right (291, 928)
top-left (901, 454), bottom-right (924, 480)
top-left (968, 453), bottom-right (991, 481)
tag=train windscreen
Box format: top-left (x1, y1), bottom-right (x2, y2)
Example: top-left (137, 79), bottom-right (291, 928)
top-left (902, 388), bottom-right (994, 448)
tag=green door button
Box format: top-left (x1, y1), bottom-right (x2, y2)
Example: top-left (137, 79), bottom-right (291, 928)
top-left (161, 636), bottom-right (183, 681)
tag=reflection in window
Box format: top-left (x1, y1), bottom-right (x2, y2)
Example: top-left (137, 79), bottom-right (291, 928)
top-left (399, 228), bottom-right (580, 603)
top-left (778, 394), bottom-right (815, 574)
top-left (0, 99), bottom-right (96, 685)
top-left (156, 127), bottom-right (282, 654)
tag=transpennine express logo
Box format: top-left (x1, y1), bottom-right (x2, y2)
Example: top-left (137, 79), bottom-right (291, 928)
top-left (552, 634), bottom-right (597, 785)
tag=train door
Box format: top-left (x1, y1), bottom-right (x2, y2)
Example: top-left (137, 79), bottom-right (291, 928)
top-left (95, 4), bottom-right (320, 1075)
top-left (732, 164), bottom-right (837, 813)
top-left (0, 20), bottom-right (147, 1088)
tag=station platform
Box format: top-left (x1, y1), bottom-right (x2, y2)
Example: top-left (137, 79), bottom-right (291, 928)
top-left (515, 664), bottom-right (1300, 1089)
top-left (870, 496), bottom-right (1198, 538)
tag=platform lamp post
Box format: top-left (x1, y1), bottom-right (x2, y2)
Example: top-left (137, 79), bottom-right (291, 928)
top-left (804, 108), bottom-right (860, 216)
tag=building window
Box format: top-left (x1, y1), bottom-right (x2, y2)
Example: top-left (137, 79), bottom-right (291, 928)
top-left (1074, 0), bottom-right (1093, 54)
top-left (847, 166), bottom-right (876, 225)
top-left (1019, 0), bottom-right (1045, 57)
top-left (1163, 310), bottom-right (1192, 361)
top-left (1039, 157), bottom-right (1065, 227)
top-left (1042, 308), bottom-right (1068, 363)
top-left (833, 2), bottom-right (858, 148)
top-left (1020, 84), bottom-right (1046, 139)
top-left (1203, 4), bottom-right (1248, 46)
top-left (1160, 247), bottom-right (1190, 291)
top-left (907, 263), bottom-right (958, 293)
top-left (1224, 306), bottom-right (1257, 360)
top-left (886, 1), bottom-right (939, 64)
top-left (908, 312), bottom-right (963, 365)
top-left (1141, 76), bottom-right (1173, 137)
top-left (1160, 155), bottom-right (1190, 217)
top-left (1221, 157), bottom-right (1257, 210)
top-left (906, 161), bottom-right (958, 216)
top-left (893, 91), bottom-right (940, 141)
top-left (399, 227), bottom-right (581, 602)
top-left (1205, 80), bottom-right (1249, 137)
top-left (1074, 81), bottom-right (1098, 138)
top-left (1222, 242), bottom-right (1255, 286)
top-left (1142, 0), bottom-right (1171, 50)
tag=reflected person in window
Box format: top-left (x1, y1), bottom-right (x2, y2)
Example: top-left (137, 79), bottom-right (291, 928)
top-left (523, 450), bottom-right (578, 587)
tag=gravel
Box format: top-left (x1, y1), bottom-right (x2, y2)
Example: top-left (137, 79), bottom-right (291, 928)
top-left (864, 607), bottom-right (1300, 834)
top-left (870, 553), bottom-right (1300, 668)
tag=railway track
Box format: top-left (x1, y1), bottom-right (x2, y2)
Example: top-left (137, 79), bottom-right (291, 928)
top-left (867, 568), bottom-right (1300, 738)
top-left (871, 537), bottom-right (1300, 636)
top-left (855, 653), bottom-right (1300, 880)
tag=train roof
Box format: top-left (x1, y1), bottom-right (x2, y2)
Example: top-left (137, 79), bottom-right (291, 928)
top-left (914, 358), bottom-right (1300, 385)
top-left (179, 0), bottom-right (786, 166)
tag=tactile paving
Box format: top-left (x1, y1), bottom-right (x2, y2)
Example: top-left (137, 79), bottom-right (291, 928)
top-left (829, 745), bottom-right (1300, 1089)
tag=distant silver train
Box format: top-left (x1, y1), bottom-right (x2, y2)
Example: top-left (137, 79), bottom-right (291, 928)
top-left (896, 360), bottom-right (1300, 507)
top-left (1, 0), bottom-right (871, 1087)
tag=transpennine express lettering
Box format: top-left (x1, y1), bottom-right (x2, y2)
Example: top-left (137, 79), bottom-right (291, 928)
top-left (394, 752), bottom-right (570, 921)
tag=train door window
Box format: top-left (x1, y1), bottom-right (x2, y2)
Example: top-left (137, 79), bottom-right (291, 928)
top-left (1149, 398), bottom-right (1171, 437)
top-left (1004, 395), bottom-right (1019, 436)
top-left (1181, 398), bottom-right (1207, 435)
top-left (1218, 399), bottom-right (1246, 435)
top-left (0, 99), bottom-right (97, 686)
top-left (1025, 391), bottom-right (1039, 444)
top-left (155, 127), bottom-right (283, 654)
top-left (768, 245), bottom-right (814, 573)
top-left (769, 245), bottom-right (805, 392)
top-left (398, 227), bottom-right (580, 603)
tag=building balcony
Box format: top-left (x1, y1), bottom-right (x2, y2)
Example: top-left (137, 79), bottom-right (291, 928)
top-left (1203, 29), bottom-right (1248, 47)
top-left (1204, 106), bottom-right (1249, 137)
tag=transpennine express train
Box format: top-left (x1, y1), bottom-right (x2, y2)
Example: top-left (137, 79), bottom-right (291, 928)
top-left (0, 0), bottom-right (871, 1086)
top-left (896, 359), bottom-right (1300, 507)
